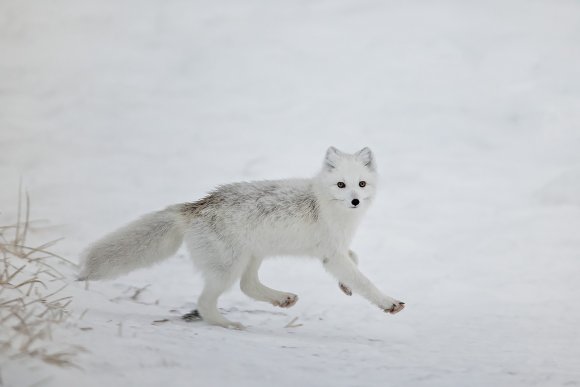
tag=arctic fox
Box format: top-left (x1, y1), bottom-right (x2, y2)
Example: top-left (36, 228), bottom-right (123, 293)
top-left (79, 147), bottom-right (405, 329)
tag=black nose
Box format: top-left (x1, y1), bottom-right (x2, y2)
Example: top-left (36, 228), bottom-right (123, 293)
top-left (351, 199), bottom-right (360, 206)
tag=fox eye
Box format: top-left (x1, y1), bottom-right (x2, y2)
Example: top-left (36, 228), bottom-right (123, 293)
top-left (337, 182), bottom-right (346, 188)
top-left (359, 181), bottom-right (366, 188)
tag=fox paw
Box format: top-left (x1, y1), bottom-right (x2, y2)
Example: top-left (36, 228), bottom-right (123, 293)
top-left (272, 293), bottom-right (298, 308)
top-left (211, 320), bottom-right (246, 330)
top-left (382, 301), bottom-right (405, 315)
top-left (184, 310), bottom-right (246, 330)
top-left (339, 282), bottom-right (352, 296)
top-left (182, 309), bottom-right (202, 322)
top-left (224, 321), bottom-right (246, 330)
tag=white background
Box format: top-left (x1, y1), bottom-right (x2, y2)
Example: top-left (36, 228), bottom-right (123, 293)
top-left (1, 1), bottom-right (579, 386)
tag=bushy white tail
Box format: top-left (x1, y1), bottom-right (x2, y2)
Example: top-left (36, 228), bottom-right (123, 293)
top-left (78, 206), bottom-right (184, 280)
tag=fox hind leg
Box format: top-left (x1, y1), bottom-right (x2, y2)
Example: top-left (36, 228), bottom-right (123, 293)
top-left (240, 257), bottom-right (298, 308)
top-left (184, 230), bottom-right (248, 329)
top-left (197, 275), bottom-right (245, 330)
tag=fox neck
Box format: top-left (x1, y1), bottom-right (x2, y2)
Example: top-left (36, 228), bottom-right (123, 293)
top-left (312, 178), bottom-right (367, 248)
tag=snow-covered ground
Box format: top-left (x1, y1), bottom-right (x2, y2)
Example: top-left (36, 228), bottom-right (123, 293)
top-left (1, 0), bottom-right (580, 386)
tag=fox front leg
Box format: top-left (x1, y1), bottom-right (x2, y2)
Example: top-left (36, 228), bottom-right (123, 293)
top-left (325, 251), bottom-right (405, 315)
top-left (338, 250), bottom-right (358, 296)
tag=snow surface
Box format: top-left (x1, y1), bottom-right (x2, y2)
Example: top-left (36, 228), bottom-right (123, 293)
top-left (1, 0), bottom-right (580, 386)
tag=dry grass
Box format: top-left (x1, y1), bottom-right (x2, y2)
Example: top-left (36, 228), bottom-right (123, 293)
top-left (0, 187), bottom-right (81, 368)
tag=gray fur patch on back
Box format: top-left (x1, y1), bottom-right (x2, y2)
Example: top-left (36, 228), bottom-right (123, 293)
top-left (181, 180), bottom-right (319, 226)
top-left (181, 193), bottom-right (225, 216)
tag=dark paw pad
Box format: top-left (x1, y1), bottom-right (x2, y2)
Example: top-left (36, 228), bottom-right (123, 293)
top-left (384, 302), bottom-right (405, 314)
top-left (339, 282), bottom-right (352, 296)
top-left (273, 294), bottom-right (298, 308)
top-left (182, 309), bottom-right (202, 322)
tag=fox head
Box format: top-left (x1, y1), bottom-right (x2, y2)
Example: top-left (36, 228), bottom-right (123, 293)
top-left (316, 146), bottom-right (378, 213)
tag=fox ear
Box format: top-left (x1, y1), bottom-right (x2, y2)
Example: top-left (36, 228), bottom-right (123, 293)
top-left (324, 146), bottom-right (344, 170)
top-left (355, 147), bottom-right (375, 171)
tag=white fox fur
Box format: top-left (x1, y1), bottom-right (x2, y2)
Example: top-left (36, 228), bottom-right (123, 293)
top-left (79, 147), bottom-right (405, 329)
